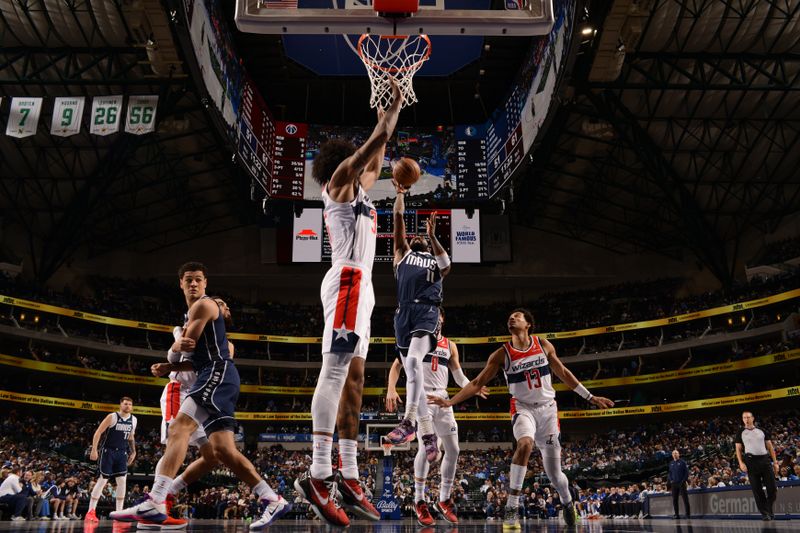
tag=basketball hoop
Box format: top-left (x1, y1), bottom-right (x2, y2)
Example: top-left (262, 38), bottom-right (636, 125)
top-left (357, 33), bottom-right (431, 110)
top-left (381, 438), bottom-right (394, 457)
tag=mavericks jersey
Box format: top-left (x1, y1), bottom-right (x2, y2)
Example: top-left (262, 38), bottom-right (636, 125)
top-left (323, 184), bottom-right (377, 268)
top-left (100, 412), bottom-right (137, 450)
top-left (502, 336), bottom-right (555, 410)
top-left (423, 336), bottom-right (452, 392)
top-left (192, 296), bottom-right (231, 372)
top-left (395, 250), bottom-right (443, 304)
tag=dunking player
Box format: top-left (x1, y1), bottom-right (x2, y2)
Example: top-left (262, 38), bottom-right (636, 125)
top-left (112, 263), bottom-right (288, 530)
top-left (428, 309), bottom-right (614, 530)
top-left (385, 308), bottom-right (488, 525)
top-left (85, 397), bottom-right (137, 522)
top-left (293, 83), bottom-right (402, 527)
top-left (385, 183), bottom-right (451, 460)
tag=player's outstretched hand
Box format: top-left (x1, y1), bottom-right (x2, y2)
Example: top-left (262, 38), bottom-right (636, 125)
top-left (477, 386), bottom-right (490, 399)
top-left (426, 212), bottom-right (437, 238)
top-left (389, 79), bottom-right (403, 109)
top-left (427, 394), bottom-right (451, 408)
top-left (385, 389), bottom-right (403, 412)
top-left (391, 178), bottom-right (408, 195)
top-left (151, 363), bottom-right (171, 377)
top-left (590, 396), bottom-right (615, 409)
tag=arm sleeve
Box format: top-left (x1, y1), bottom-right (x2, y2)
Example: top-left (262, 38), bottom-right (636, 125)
top-left (762, 429), bottom-right (771, 442)
top-left (734, 431), bottom-right (743, 445)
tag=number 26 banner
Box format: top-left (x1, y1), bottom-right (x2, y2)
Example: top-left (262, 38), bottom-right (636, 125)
top-left (90, 95), bottom-right (124, 136)
top-left (6, 97), bottom-right (43, 138)
top-left (50, 97), bottom-right (86, 137)
top-left (125, 95), bottom-right (158, 135)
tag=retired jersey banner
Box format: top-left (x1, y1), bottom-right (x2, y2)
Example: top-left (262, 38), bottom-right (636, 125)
top-left (6, 97), bottom-right (43, 138)
top-left (124, 95), bottom-right (158, 135)
top-left (90, 95), bottom-right (123, 136)
top-left (50, 97), bottom-right (86, 137)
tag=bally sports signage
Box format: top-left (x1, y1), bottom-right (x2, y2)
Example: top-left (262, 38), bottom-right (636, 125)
top-left (291, 207), bottom-right (323, 262)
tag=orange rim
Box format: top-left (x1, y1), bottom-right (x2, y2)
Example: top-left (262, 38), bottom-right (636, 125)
top-left (358, 33), bottom-right (432, 74)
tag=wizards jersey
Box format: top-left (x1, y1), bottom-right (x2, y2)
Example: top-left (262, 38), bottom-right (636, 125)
top-left (502, 336), bottom-right (555, 408)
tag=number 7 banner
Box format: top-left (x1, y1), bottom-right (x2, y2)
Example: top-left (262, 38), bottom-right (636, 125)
top-left (50, 97), bottom-right (86, 137)
top-left (125, 95), bottom-right (158, 135)
top-left (6, 97), bottom-right (43, 138)
top-left (90, 95), bottom-right (124, 136)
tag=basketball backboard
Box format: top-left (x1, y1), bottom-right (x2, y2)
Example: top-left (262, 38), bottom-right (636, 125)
top-left (235, 0), bottom-right (554, 36)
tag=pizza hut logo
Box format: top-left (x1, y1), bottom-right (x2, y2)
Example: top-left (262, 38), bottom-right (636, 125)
top-left (296, 228), bottom-right (318, 241)
top-left (285, 124), bottom-right (298, 135)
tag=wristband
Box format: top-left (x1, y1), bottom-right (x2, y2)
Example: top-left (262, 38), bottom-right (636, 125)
top-left (574, 383), bottom-right (593, 401)
top-left (435, 253), bottom-right (451, 270)
top-left (452, 368), bottom-right (471, 388)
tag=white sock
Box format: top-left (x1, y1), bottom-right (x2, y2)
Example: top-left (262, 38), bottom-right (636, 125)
top-left (149, 474), bottom-right (173, 504)
top-left (542, 451), bottom-right (572, 504)
top-left (414, 480), bottom-right (426, 502)
top-left (418, 416), bottom-right (434, 437)
top-left (115, 476), bottom-right (127, 512)
top-left (507, 494), bottom-right (520, 508)
top-left (439, 435), bottom-right (459, 501)
top-left (339, 439), bottom-right (359, 480)
top-left (253, 480), bottom-right (279, 502)
top-left (89, 477), bottom-right (107, 511)
top-left (510, 463), bottom-right (526, 492)
top-left (310, 435), bottom-right (334, 479)
top-left (169, 475), bottom-right (187, 496)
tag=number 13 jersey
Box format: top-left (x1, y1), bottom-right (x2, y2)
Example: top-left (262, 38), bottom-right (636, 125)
top-left (502, 336), bottom-right (555, 408)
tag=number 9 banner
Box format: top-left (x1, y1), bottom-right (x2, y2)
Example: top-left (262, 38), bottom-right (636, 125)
top-left (125, 95), bottom-right (159, 135)
top-left (50, 97), bottom-right (86, 138)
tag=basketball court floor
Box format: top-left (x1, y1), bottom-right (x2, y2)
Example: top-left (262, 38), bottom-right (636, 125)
top-left (0, 519), bottom-right (793, 532)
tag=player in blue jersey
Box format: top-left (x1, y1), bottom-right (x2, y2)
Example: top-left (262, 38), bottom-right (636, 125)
top-left (385, 179), bottom-right (452, 463)
top-left (112, 262), bottom-right (288, 530)
top-left (85, 397), bottom-right (137, 522)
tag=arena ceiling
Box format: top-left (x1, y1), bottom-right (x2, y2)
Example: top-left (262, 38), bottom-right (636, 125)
top-left (516, 0), bottom-right (800, 285)
top-left (1, 0), bottom-right (798, 286)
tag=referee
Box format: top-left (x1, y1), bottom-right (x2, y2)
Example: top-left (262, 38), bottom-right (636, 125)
top-left (735, 410), bottom-right (778, 521)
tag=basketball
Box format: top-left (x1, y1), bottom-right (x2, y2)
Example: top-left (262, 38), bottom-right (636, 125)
top-left (393, 157), bottom-right (421, 188)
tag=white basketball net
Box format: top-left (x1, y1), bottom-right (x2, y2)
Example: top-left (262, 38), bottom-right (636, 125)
top-left (358, 34), bottom-right (431, 110)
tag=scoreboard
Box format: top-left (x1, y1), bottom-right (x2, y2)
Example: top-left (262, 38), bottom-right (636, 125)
top-left (271, 121), bottom-right (307, 199)
top-left (237, 75), bottom-right (275, 193)
top-left (455, 125), bottom-right (489, 200)
top-left (322, 209), bottom-right (454, 263)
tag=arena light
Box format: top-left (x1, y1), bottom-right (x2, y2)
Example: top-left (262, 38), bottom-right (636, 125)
top-left (581, 26), bottom-right (594, 35)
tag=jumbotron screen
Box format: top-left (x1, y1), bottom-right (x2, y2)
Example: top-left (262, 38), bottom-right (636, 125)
top-left (291, 208), bottom-right (481, 263)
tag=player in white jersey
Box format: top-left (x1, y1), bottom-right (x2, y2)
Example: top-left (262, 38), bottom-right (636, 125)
top-left (429, 308), bottom-right (614, 530)
top-left (386, 308), bottom-right (488, 525)
top-left (294, 82), bottom-right (403, 527)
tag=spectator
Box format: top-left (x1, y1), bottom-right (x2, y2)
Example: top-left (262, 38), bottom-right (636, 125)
top-left (0, 467), bottom-right (30, 521)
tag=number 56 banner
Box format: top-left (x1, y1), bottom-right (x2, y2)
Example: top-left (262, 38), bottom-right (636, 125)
top-left (6, 97), bottom-right (43, 138)
top-left (125, 95), bottom-right (158, 135)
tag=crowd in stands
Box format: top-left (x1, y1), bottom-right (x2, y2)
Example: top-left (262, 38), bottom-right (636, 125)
top-left (1, 269), bottom-right (796, 342)
top-left (2, 408), bottom-right (798, 521)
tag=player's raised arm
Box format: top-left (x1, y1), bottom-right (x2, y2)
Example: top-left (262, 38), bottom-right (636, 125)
top-left (541, 337), bottom-right (614, 409)
top-left (358, 108), bottom-right (389, 191)
top-left (90, 413), bottom-right (115, 461)
top-left (448, 341), bottom-right (489, 399)
top-left (385, 358), bottom-right (404, 412)
top-left (426, 212), bottom-right (451, 277)
top-left (393, 183), bottom-right (411, 264)
top-left (430, 347), bottom-right (505, 407)
top-left (328, 82), bottom-right (402, 200)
